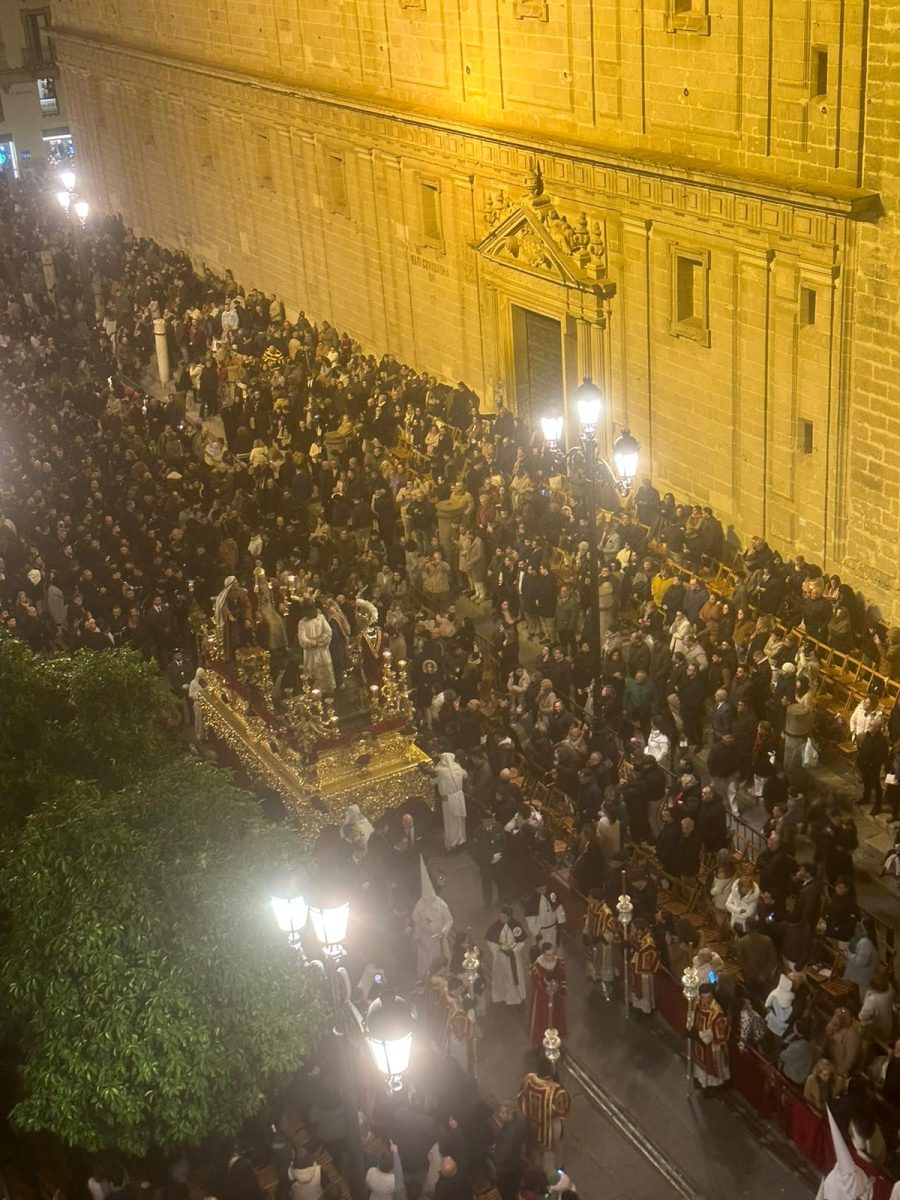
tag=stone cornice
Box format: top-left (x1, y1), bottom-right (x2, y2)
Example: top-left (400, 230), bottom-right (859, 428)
top-left (54, 26), bottom-right (880, 225)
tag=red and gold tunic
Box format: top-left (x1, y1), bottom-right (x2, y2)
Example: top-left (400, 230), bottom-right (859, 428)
top-left (690, 997), bottom-right (730, 1087)
top-left (518, 1071), bottom-right (572, 1151)
top-left (628, 930), bottom-right (660, 1013)
top-left (583, 898), bottom-right (618, 984)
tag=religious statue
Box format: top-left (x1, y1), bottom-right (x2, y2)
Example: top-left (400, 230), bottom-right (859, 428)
top-left (356, 597), bottom-right (385, 686)
top-left (296, 599), bottom-right (336, 694)
top-left (212, 575), bottom-right (254, 661)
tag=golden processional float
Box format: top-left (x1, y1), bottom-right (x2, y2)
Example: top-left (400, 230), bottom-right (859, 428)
top-left (191, 568), bottom-right (431, 845)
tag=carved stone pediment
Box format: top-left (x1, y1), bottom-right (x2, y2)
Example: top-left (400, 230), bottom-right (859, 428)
top-left (476, 192), bottom-right (611, 289)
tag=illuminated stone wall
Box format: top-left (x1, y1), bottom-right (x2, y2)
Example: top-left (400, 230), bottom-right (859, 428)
top-left (52, 0), bottom-right (899, 619)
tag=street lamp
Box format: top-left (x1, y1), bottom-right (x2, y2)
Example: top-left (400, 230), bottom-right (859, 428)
top-left (574, 377), bottom-right (603, 433)
top-left (56, 190), bottom-right (71, 213)
top-left (574, 378), bottom-right (605, 715)
top-left (364, 994), bottom-right (414, 1093)
top-left (616, 870), bottom-right (634, 1020)
top-left (73, 199), bottom-right (90, 227)
top-left (307, 882), bottom-right (364, 1199)
top-left (270, 880), bottom-right (308, 949)
top-left (540, 414), bottom-right (564, 449)
top-left (308, 894), bottom-right (351, 958)
top-left (681, 965), bottom-right (701, 1098)
top-left (612, 429), bottom-right (641, 496)
top-left (60, 169), bottom-right (77, 192)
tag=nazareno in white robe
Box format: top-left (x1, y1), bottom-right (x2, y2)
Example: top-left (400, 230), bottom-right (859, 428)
top-left (487, 919), bottom-right (527, 1005)
top-left (436, 752), bottom-right (467, 849)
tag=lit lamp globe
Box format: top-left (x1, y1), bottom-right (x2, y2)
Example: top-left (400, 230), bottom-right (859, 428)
top-left (73, 199), bottom-right (90, 226)
top-left (307, 888), bottom-right (351, 957)
top-left (56, 191), bottom-right (71, 213)
top-left (365, 994), bottom-right (414, 1092)
top-left (270, 885), bottom-right (308, 947)
top-left (681, 964), bottom-right (701, 1005)
top-left (574, 377), bottom-right (603, 432)
top-left (60, 169), bottom-right (76, 192)
top-left (540, 415), bottom-right (564, 447)
top-left (612, 429), bottom-right (641, 493)
top-left (542, 1027), bottom-right (562, 1065)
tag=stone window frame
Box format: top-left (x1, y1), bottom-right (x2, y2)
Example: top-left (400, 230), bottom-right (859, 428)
top-left (417, 175), bottom-right (445, 254)
top-left (668, 243), bottom-right (711, 347)
top-left (323, 148), bottom-right (350, 218)
top-left (664, 0), bottom-right (710, 35)
top-left (514, 0), bottom-right (549, 20)
top-left (255, 128), bottom-right (274, 192)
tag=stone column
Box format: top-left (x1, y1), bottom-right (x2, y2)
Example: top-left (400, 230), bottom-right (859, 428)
top-left (153, 317), bottom-right (170, 387)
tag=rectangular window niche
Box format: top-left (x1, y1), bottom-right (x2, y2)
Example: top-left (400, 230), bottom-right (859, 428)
top-left (668, 244), bottom-right (711, 346)
top-left (665, 0), bottom-right (711, 35)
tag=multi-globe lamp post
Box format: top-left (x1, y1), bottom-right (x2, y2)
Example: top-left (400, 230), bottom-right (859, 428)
top-left (269, 874), bottom-right (415, 1195)
top-left (540, 377), bottom-right (641, 726)
top-left (55, 170), bottom-right (94, 316)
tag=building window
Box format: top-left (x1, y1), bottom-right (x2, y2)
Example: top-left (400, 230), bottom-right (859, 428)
top-left (37, 77), bottom-right (59, 116)
top-left (326, 152), bottom-right (349, 216)
top-left (665, 0), bottom-right (710, 34)
top-left (420, 180), bottom-right (443, 250)
top-left (196, 114), bottom-right (213, 169)
top-left (799, 286), bottom-right (817, 327)
top-left (22, 9), bottom-right (54, 68)
top-left (797, 419), bottom-right (814, 455)
top-left (255, 130), bottom-right (273, 190)
top-left (812, 48), bottom-right (829, 98)
top-left (669, 246), bottom-right (711, 345)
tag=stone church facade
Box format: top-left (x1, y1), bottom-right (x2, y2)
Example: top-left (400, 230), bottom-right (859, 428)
top-left (52, 0), bottom-right (899, 618)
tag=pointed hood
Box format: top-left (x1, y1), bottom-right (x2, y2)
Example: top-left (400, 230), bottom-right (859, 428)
top-left (419, 856), bottom-right (437, 903)
top-left (817, 1106), bottom-right (872, 1200)
top-left (767, 974), bottom-right (794, 1009)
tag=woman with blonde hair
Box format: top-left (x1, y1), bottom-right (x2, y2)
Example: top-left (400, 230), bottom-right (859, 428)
top-left (802, 1058), bottom-right (845, 1111)
top-left (708, 848), bottom-right (736, 932)
top-left (725, 873), bottom-right (760, 932)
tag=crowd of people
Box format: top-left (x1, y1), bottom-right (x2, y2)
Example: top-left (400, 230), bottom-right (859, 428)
top-left (4, 168), bottom-right (900, 1199)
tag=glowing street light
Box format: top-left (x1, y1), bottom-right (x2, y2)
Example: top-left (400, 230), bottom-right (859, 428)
top-left (612, 429), bottom-right (641, 495)
top-left (56, 191), bottom-right (71, 213)
top-left (270, 880), bottom-right (308, 948)
top-left (60, 169), bottom-right (77, 192)
top-left (574, 377), bottom-right (603, 433)
top-left (540, 414), bottom-right (564, 448)
top-left (364, 994), bottom-right (414, 1093)
top-left (308, 888), bottom-right (351, 958)
top-left (73, 199), bottom-right (90, 227)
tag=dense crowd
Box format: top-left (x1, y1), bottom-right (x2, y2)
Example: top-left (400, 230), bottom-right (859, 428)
top-left (4, 171), bottom-right (900, 1199)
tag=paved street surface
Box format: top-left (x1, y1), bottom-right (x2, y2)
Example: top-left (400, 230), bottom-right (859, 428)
top-left (434, 845), bottom-right (817, 1200)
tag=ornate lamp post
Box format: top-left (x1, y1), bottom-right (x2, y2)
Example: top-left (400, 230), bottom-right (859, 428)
top-left (307, 884), bottom-right (364, 1200)
top-left (364, 994), bottom-right (414, 1094)
top-left (616, 869), bottom-right (634, 1019)
top-left (681, 965), bottom-right (701, 1098)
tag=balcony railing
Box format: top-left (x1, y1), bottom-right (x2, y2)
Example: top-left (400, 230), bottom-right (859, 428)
top-left (22, 45), bottom-right (56, 72)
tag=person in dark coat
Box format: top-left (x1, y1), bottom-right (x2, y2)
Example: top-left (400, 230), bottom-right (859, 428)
top-left (671, 817), bottom-right (701, 880)
top-left (695, 787), bottom-right (729, 854)
top-left (572, 826), bottom-right (607, 896)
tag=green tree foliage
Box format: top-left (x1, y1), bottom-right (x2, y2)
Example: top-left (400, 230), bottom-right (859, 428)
top-left (0, 636), bottom-right (175, 828)
top-left (0, 759), bottom-right (324, 1155)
